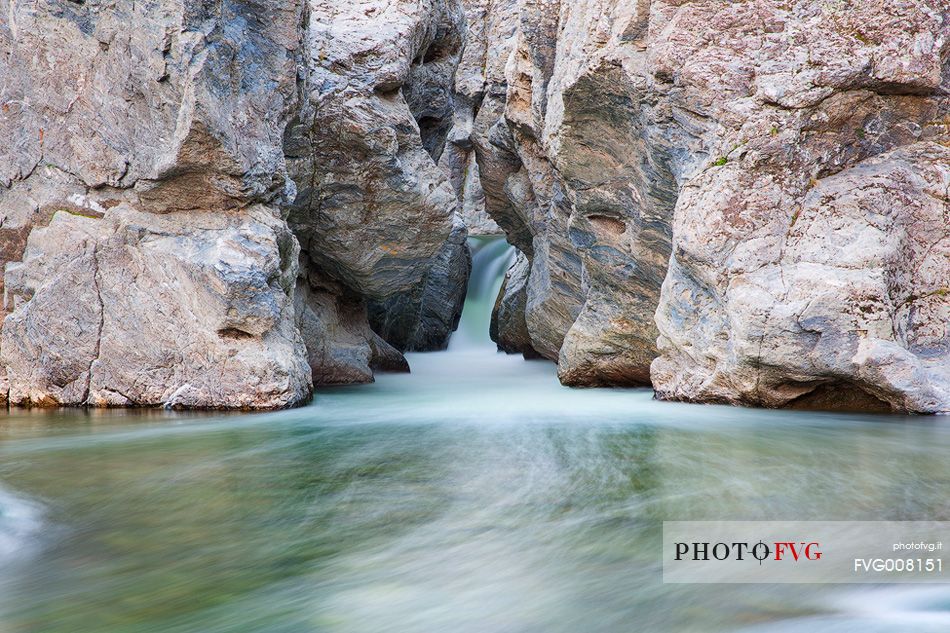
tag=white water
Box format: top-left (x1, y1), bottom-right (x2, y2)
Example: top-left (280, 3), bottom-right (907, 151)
top-left (449, 237), bottom-right (515, 350)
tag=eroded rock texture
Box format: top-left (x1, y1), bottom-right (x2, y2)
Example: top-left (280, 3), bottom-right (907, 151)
top-left (4, 208), bottom-right (310, 409)
top-left (286, 0), bottom-right (469, 356)
top-left (650, 1), bottom-right (950, 413)
top-left (5, 0), bottom-right (947, 414)
top-left (462, 0), bottom-right (580, 363)
top-left (438, 0), bottom-right (511, 237)
top-left (490, 251), bottom-right (537, 357)
top-left (471, 0), bottom-right (688, 381)
top-left (295, 259), bottom-right (408, 386)
top-left (0, 0), bottom-right (312, 409)
top-left (472, 0), bottom-right (949, 411)
top-left (369, 216), bottom-right (471, 351)
top-left (0, 0), bottom-right (469, 408)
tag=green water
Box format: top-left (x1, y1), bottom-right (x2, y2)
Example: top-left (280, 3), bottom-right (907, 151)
top-left (0, 239), bottom-right (947, 632)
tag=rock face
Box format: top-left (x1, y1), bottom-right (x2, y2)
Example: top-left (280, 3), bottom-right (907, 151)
top-left (295, 259), bottom-right (408, 386)
top-left (463, 0), bottom-right (587, 363)
top-left (655, 143), bottom-right (950, 413)
top-left (0, 0), bottom-right (468, 408)
top-left (0, 200), bottom-right (55, 407)
top-left (648, 0), bottom-right (950, 414)
top-left (368, 217), bottom-right (471, 351)
top-left (438, 0), bottom-right (508, 237)
top-left (285, 0), bottom-right (469, 355)
top-left (3, 0), bottom-right (947, 414)
top-left (0, 0), bottom-right (312, 409)
top-left (469, 0), bottom-right (949, 411)
top-left (490, 251), bottom-right (537, 357)
top-left (470, 0), bottom-right (686, 382)
top-left (4, 207), bottom-right (310, 409)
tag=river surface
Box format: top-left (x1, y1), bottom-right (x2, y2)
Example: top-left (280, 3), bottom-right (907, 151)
top-left (0, 238), bottom-right (947, 632)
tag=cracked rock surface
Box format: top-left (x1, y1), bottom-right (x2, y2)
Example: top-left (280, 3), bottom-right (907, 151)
top-left (286, 0), bottom-right (469, 355)
top-left (3, 207), bottom-right (310, 409)
top-left (649, 0), bottom-right (950, 413)
top-left (0, 0), bottom-right (312, 409)
top-left (468, 0), bottom-right (949, 411)
top-left (0, 0), bottom-right (468, 408)
top-left (3, 0), bottom-right (948, 413)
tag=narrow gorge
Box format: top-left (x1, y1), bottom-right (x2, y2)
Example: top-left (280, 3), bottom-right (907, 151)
top-left (1, 0), bottom-right (948, 414)
top-left (1, 4), bottom-right (950, 631)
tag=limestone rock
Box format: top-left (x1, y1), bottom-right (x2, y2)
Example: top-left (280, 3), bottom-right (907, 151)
top-left (654, 142), bottom-right (950, 413)
top-left (295, 260), bottom-right (408, 386)
top-left (474, 0), bottom-right (676, 379)
top-left (472, 0), bottom-right (950, 411)
top-left (490, 251), bottom-right (538, 357)
top-left (1, 0), bottom-right (473, 409)
top-left (468, 0), bottom-right (589, 361)
top-left (648, 0), bottom-right (950, 413)
top-left (369, 217), bottom-right (471, 351)
top-left (285, 0), bottom-right (464, 303)
top-left (441, 145), bottom-right (500, 236)
top-left (284, 0), bottom-right (469, 352)
top-left (438, 0), bottom-right (507, 237)
top-left (3, 207), bottom-right (311, 409)
top-left (0, 0), bottom-right (303, 205)
top-left (0, 190), bottom-right (59, 408)
top-left (0, 0), bottom-right (313, 409)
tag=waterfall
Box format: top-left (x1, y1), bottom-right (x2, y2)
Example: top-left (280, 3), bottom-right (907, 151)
top-left (449, 237), bottom-right (515, 350)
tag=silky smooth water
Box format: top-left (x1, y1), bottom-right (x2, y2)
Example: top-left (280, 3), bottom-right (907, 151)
top-left (0, 238), bottom-right (947, 633)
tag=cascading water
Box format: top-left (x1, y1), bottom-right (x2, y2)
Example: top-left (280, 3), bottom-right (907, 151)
top-left (0, 239), bottom-right (947, 632)
top-left (449, 237), bottom-right (515, 350)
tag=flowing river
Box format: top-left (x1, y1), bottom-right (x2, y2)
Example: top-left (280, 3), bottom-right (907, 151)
top-left (0, 237), bottom-right (947, 632)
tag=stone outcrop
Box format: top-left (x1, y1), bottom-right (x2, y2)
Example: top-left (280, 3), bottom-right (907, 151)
top-left (655, 142), bottom-right (950, 413)
top-left (0, 199), bottom-right (56, 407)
top-left (285, 0), bottom-right (469, 356)
top-left (648, 0), bottom-right (950, 414)
top-left (0, 0), bottom-right (468, 408)
top-left (295, 259), bottom-right (408, 386)
top-left (470, 0), bottom-right (686, 381)
top-left (369, 217), bottom-right (471, 351)
top-left (0, 0), bottom-right (313, 409)
top-left (490, 251), bottom-right (538, 357)
top-left (438, 0), bottom-right (510, 237)
top-left (462, 0), bottom-right (588, 363)
top-left (4, 207), bottom-right (311, 409)
top-left (468, 0), bottom-right (949, 411)
top-left (3, 0), bottom-right (947, 414)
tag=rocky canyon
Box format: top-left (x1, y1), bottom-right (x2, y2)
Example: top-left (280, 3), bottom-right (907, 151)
top-left (1, 0), bottom-right (948, 413)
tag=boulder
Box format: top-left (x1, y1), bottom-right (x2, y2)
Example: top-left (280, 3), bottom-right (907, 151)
top-left (369, 217), bottom-right (471, 351)
top-left (295, 259), bottom-right (408, 386)
top-left (490, 251), bottom-right (539, 358)
top-left (654, 142), bottom-right (950, 413)
top-left (4, 207), bottom-right (310, 409)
